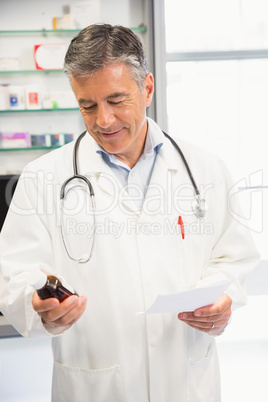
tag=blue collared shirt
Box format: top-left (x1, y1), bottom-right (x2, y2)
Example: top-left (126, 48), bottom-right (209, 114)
top-left (96, 118), bottom-right (163, 210)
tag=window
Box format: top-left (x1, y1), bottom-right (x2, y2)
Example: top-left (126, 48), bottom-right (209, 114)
top-left (163, 2), bottom-right (268, 399)
top-left (165, 0), bottom-right (268, 260)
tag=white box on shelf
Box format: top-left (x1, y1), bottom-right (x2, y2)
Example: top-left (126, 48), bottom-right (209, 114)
top-left (70, 0), bottom-right (100, 29)
top-left (0, 57), bottom-right (20, 71)
top-left (34, 43), bottom-right (68, 70)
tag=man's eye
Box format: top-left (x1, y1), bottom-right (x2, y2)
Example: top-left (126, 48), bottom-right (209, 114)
top-left (110, 100), bottom-right (123, 105)
top-left (83, 105), bottom-right (96, 110)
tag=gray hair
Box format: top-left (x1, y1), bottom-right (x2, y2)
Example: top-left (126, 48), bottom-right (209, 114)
top-left (64, 24), bottom-right (149, 91)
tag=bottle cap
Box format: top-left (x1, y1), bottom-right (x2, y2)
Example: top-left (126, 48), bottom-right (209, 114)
top-left (28, 270), bottom-right (47, 290)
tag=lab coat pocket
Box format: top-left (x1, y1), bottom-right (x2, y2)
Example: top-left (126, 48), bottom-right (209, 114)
top-left (52, 361), bottom-right (125, 402)
top-left (187, 341), bottom-right (221, 402)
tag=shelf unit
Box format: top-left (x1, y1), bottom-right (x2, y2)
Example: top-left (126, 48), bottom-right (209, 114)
top-left (0, 108), bottom-right (79, 113)
top-left (0, 25), bottom-right (147, 156)
top-left (0, 29), bottom-right (81, 34)
top-left (0, 28), bottom-right (87, 158)
top-left (0, 0), bottom-right (154, 177)
top-left (0, 26), bottom-right (146, 35)
top-left (0, 146), bottom-right (60, 152)
top-left (0, 70), bottom-right (64, 74)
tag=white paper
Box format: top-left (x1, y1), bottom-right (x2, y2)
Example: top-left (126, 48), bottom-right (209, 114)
top-left (35, 44), bottom-right (68, 70)
top-left (138, 280), bottom-right (231, 315)
top-left (70, 1), bottom-right (100, 29)
top-left (238, 185), bottom-right (268, 190)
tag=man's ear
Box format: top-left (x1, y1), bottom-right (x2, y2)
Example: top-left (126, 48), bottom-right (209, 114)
top-left (143, 73), bottom-right (154, 107)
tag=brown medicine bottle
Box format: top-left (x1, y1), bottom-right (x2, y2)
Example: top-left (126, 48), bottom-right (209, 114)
top-left (30, 271), bottom-right (78, 302)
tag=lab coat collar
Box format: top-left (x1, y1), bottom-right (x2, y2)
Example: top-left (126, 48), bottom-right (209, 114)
top-left (78, 132), bottom-right (110, 175)
top-left (147, 117), bottom-right (181, 172)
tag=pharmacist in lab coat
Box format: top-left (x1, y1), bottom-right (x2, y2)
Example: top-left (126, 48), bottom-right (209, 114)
top-left (0, 24), bottom-right (259, 402)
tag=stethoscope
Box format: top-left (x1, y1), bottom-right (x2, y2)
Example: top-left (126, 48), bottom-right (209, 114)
top-left (60, 130), bottom-right (208, 263)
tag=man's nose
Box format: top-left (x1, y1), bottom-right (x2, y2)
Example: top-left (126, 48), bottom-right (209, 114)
top-left (96, 104), bottom-right (115, 129)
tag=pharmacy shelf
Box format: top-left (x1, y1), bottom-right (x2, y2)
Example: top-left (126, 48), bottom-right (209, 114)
top-left (0, 29), bottom-right (81, 34)
top-left (0, 26), bottom-right (146, 35)
top-left (0, 70), bottom-right (64, 74)
top-left (0, 108), bottom-right (79, 113)
top-left (0, 146), bottom-right (61, 152)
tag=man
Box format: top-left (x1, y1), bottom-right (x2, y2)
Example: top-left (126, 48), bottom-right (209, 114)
top-left (0, 24), bottom-right (259, 401)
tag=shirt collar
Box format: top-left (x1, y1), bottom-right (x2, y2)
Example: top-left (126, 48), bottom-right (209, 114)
top-left (95, 118), bottom-right (163, 168)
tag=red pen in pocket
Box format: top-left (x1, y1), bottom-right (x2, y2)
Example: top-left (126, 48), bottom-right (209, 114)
top-left (178, 216), bottom-right (185, 239)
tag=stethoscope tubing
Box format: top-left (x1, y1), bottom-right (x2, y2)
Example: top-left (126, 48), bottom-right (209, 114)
top-left (73, 130), bottom-right (87, 176)
top-left (60, 129), bottom-right (207, 263)
top-left (162, 131), bottom-right (200, 197)
top-left (72, 130), bottom-right (200, 198)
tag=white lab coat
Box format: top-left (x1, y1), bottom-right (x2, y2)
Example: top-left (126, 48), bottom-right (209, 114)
top-left (0, 119), bottom-right (259, 402)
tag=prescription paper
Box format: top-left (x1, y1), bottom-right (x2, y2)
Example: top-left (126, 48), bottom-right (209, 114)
top-left (238, 185), bottom-right (268, 190)
top-left (138, 280), bottom-right (231, 315)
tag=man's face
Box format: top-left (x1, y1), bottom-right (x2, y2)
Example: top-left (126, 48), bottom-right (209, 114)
top-left (71, 63), bottom-right (154, 168)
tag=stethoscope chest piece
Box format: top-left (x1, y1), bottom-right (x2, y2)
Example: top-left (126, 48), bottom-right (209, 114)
top-left (191, 195), bottom-right (208, 218)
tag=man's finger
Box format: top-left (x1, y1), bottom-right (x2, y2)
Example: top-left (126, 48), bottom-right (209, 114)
top-left (193, 294), bottom-right (232, 317)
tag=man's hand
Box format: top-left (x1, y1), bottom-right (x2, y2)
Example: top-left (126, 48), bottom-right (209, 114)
top-left (32, 291), bottom-right (87, 327)
top-left (177, 294), bottom-right (232, 336)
